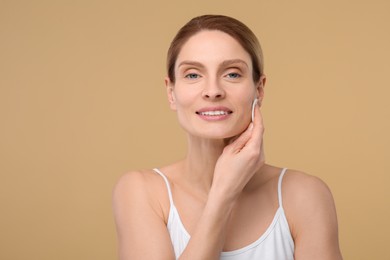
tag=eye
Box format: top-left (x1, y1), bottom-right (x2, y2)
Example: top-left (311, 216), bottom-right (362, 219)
top-left (185, 73), bottom-right (201, 79)
top-left (226, 72), bottom-right (241, 79)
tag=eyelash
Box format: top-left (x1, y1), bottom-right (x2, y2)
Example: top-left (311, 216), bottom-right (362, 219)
top-left (226, 72), bottom-right (241, 79)
top-left (182, 70), bottom-right (242, 80)
top-left (184, 73), bottom-right (201, 79)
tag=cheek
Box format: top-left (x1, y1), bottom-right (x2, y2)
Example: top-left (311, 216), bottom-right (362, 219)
top-left (235, 89), bottom-right (257, 112)
top-left (172, 90), bottom-right (198, 124)
top-left (174, 95), bottom-right (193, 112)
top-left (173, 86), bottom-right (198, 108)
top-left (234, 91), bottom-right (256, 125)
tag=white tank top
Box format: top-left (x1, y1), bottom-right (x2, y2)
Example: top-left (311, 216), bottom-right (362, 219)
top-left (153, 168), bottom-right (295, 259)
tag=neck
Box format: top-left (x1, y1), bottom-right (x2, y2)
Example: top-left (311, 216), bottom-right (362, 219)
top-left (182, 135), bottom-right (231, 194)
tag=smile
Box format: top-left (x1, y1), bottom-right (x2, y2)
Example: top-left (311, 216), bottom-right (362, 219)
top-left (196, 110), bottom-right (232, 116)
top-left (195, 107), bottom-right (233, 121)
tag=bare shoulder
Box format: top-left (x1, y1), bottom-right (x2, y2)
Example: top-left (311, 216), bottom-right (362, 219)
top-left (113, 170), bottom-right (155, 201)
top-left (282, 169), bottom-right (337, 222)
top-left (113, 168), bottom-right (169, 194)
top-left (282, 169), bottom-right (342, 259)
top-left (113, 169), bottom-right (170, 222)
top-left (112, 169), bottom-right (175, 259)
top-left (114, 169), bottom-right (161, 192)
top-left (283, 169), bottom-right (334, 202)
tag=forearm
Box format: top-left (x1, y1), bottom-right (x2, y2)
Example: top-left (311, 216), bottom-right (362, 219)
top-left (178, 189), bottom-right (235, 259)
top-left (178, 109), bottom-right (264, 259)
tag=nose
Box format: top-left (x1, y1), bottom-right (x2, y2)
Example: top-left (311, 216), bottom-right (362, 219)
top-left (202, 79), bottom-right (225, 100)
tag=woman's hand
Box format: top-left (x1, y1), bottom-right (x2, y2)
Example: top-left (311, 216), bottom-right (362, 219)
top-left (212, 104), bottom-right (265, 202)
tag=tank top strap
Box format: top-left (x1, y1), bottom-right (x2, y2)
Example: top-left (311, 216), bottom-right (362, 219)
top-left (278, 168), bottom-right (288, 208)
top-left (152, 168), bottom-right (174, 207)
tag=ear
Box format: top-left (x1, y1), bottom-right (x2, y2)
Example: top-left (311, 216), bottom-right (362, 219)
top-left (165, 76), bottom-right (177, 110)
top-left (255, 75), bottom-right (266, 105)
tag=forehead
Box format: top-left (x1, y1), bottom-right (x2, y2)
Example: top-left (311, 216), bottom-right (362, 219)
top-left (176, 30), bottom-right (252, 67)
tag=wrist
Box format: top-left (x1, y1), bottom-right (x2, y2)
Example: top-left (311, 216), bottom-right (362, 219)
top-left (207, 186), bottom-right (238, 214)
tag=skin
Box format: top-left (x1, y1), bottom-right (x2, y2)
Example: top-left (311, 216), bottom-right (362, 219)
top-left (113, 30), bottom-right (343, 259)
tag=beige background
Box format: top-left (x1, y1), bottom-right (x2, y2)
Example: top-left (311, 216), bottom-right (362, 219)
top-left (1, 0), bottom-right (389, 259)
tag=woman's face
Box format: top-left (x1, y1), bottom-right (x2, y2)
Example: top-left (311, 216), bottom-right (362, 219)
top-left (166, 30), bottom-right (264, 140)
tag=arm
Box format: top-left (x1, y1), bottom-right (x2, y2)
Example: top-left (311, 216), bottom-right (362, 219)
top-left (284, 172), bottom-right (343, 260)
top-left (177, 188), bottom-right (236, 259)
top-left (113, 171), bottom-right (176, 259)
top-left (113, 108), bottom-right (265, 259)
top-left (113, 171), bottom-right (240, 260)
top-left (179, 108), bottom-right (265, 259)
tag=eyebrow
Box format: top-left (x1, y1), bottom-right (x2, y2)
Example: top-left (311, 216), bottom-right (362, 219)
top-left (177, 60), bottom-right (205, 69)
top-left (220, 59), bottom-right (249, 68)
top-left (177, 59), bottom-right (249, 69)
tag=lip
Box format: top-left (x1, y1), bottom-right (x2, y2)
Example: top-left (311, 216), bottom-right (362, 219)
top-left (195, 106), bottom-right (233, 121)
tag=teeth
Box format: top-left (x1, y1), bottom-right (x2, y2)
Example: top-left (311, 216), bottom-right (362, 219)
top-left (200, 111), bottom-right (228, 116)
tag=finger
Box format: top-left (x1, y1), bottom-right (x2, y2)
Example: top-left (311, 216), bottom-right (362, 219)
top-left (247, 104), bottom-right (264, 148)
top-left (259, 138), bottom-right (266, 164)
top-left (226, 123), bottom-right (253, 153)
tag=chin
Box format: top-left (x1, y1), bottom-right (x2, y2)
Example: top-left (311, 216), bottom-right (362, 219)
top-left (179, 117), bottom-right (251, 140)
top-left (193, 125), bottom-right (248, 140)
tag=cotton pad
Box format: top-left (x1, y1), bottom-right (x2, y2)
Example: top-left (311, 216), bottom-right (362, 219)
top-left (251, 98), bottom-right (258, 122)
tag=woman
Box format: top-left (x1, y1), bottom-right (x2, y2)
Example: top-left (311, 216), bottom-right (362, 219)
top-left (113, 15), bottom-right (342, 259)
